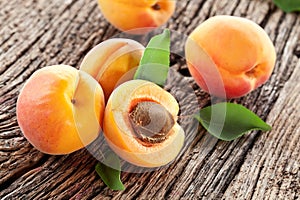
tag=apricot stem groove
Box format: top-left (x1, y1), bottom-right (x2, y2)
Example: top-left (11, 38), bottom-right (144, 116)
top-left (245, 65), bottom-right (259, 79)
top-left (151, 3), bottom-right (161, 11)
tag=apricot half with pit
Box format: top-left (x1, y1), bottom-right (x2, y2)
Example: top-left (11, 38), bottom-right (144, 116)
top-left (16, 65), bottom-right (105, 155)
top-left (80, 38), bottom-right (145, 101)
top-left (103, 79), bottom-right (185, 167)
top-left (185, 15), bottom-right (276, 98)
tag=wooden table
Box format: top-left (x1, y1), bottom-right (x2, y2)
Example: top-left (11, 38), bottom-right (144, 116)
top-left (0, 0), bottom-right (299, 199)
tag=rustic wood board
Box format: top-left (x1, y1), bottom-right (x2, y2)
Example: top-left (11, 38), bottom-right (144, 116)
top-left (0, 0), bottom-right (299, 199)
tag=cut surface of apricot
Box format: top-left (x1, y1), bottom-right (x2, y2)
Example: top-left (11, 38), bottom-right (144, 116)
top-left (103, 80), bottom-right (185, 167)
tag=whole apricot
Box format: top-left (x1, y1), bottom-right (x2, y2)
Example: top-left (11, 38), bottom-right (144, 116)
top-left (97, 0), bottom-right (176, 34)
top-left (16, 65), bottom-right (105, 155)
top-left (103, 80), bottom-right (185, 168)
top-left (185, 15), bottom-right (276, 98)
top-left (80, 38), bottom-right (145, 101)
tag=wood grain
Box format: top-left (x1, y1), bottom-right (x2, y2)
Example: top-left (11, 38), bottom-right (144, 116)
top-left (0, 0), bottom-right (299, 199)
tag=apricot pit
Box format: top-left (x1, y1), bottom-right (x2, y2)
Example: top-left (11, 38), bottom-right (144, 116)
top-left (129, 101), bottom-right (175, 144)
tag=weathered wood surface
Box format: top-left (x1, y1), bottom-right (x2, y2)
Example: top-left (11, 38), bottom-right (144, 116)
top-left (0, 0), bottom-right (299, 199)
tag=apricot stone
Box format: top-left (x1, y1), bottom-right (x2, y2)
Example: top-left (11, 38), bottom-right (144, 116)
top-left (97, 0), bottom-right (176, 34)
top-left (80, 38), bottom-right (145, 101)
top-left (103, 80), bottom-right (185, 167)
top-left (185, 15), bottom-right (276, 98)
top-left (17, 65), bottom-right (105, 155)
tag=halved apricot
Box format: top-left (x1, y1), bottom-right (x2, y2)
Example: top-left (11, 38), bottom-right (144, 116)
top-left (103, 80), bottom-right (185, 167)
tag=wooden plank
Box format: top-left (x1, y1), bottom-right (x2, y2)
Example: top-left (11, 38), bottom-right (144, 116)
top-left (0, 0), bottom-right (299, 199)
top-left (223, 60), bottom-right (300, 200)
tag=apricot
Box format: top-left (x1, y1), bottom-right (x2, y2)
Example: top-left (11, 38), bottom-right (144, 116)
top-left (80, 38), bottom-right (145, 101)
top-left (97, 0), bottom-right (176, 34)
top-left (185, 15), bottom-right (276, 98)
top-left (16, 65), bottom-right (105, 155)
top-left (103, 80), bottom-right (185, 167)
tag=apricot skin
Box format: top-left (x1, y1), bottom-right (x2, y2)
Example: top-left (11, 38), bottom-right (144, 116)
top-left (185, 15), bottom-right (276, 98)
top-left (80, 38), bottom-right (145, 101)
top-left (16, 65), bottom-right (105, 155)
top-left (97, 0), bottom-right (176, 34)
top-left (103, 80), bottom-right (185, 168)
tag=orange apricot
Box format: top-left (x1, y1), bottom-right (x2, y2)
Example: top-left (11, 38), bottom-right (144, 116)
top-left (97, 0), bottom-right (176, 34)
top-left (16, 65), bottom-right (105, 155)
top-left (185, 15), bottom-right (276, 98)
top-left (103, 80), bottom-right (185, 167)
top-left (80, 38), bottom-right (145, 101)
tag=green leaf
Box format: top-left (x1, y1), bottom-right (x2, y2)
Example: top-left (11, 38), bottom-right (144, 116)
top-left (95, 152), bottom-right (125, 190)
top-left (134, 29), bottom-right (171, 86)
top-left (273, 0), bottom-right (300, 12)
top-left (195, 102), bottom-right (272, 141)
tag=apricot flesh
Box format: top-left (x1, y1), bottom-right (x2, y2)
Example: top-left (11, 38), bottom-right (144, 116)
top-left (80, 38), bottom-right (145, 101)
top-left (16, 65), bottom-right (105, 155)
top-left (97, 0), bottom-right (176, 34)
top-left (103, 80), bottom-right (185, 167)
top-left (185, 15), bottom-right (276, 98)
